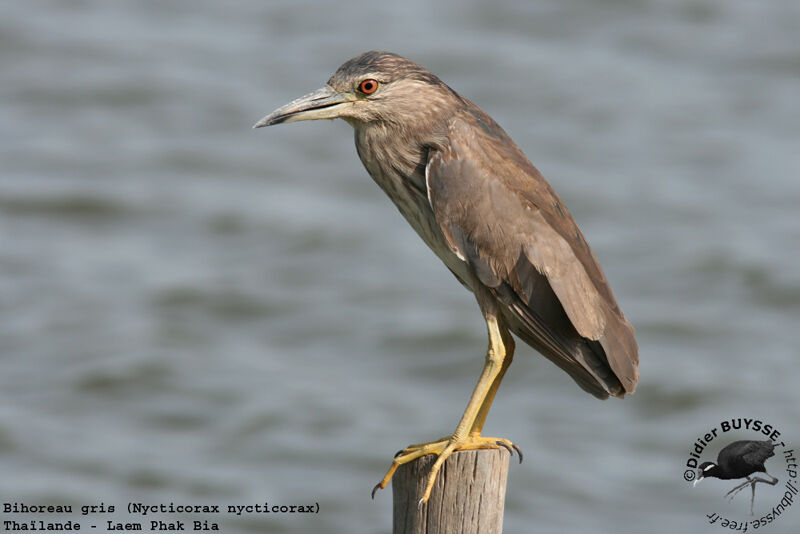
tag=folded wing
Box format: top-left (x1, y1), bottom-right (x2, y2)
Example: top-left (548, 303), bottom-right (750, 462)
top-left (425, 111), bottom-right (638, 398)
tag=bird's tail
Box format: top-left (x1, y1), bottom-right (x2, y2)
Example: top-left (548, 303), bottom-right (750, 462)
top-left (496, 284), bottom-right (625, 400)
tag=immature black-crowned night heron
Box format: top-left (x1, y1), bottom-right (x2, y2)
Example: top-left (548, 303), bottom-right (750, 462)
top-left (254, 51), bottom-right (639, 504)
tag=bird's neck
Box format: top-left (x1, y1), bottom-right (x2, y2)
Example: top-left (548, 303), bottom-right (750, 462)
top-left (706, 464), bottom-right (727, 479)
top-left (353, 121), bottom-right (440, 199)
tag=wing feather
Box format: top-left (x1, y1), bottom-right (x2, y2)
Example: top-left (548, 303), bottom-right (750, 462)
top-left (426, 111), bottom-right (638, 395)
top-left (740, 441), bottom-right (775, 467)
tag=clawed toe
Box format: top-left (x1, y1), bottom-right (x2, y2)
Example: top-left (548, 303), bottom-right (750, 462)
top-left (493, 440), bottom-right (523, 463)
top-left (495, 440), bottom-right (513, 455)
top-left (372, 435), bottom-right (521, 503)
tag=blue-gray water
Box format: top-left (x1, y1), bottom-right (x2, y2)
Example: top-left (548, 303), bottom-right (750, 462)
top-left (2, 1), bottom-right (799, 533)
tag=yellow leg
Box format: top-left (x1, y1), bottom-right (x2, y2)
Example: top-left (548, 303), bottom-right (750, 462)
top-left (372, 307), bottom-right (517, 504)
top-left (470, 325), bottom-right (514, 436)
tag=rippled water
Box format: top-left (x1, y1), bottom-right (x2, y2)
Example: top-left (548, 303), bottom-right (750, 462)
top-left (2, 1), bottom-right (799, 533)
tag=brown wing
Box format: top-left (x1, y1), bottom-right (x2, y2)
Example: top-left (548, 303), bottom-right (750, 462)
top-left (425, 109), bottom-right (638, 397)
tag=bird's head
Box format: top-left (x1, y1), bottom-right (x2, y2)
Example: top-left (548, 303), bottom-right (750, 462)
top-left (693, 462), bottom-right (718, 486)
top-left (254, 51), bottom-right (460, 130)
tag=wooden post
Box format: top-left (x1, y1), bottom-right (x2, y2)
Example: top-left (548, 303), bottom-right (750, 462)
top-left (392, 449), bottom-right (510, 534)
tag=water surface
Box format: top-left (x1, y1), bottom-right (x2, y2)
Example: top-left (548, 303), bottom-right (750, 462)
top-left (1, 1), bottom-right (799, 533)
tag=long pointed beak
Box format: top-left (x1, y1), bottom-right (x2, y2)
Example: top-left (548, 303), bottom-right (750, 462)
top-left (693, 477), bottom-right (702, 487)
top-left (253, 86), bottom-right (355, 128)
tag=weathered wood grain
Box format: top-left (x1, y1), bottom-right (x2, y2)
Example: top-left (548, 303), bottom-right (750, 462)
top-left (392, 449), bottom-right (510, 534)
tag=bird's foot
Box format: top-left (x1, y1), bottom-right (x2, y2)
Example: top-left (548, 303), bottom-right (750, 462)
top-left (371, 434), bottom-right (521, 505)
top-left (725, 478), bottom-right (753, 502)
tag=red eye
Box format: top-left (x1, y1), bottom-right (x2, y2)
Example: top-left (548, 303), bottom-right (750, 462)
top-left (359, 79), bottom-right (379, 94)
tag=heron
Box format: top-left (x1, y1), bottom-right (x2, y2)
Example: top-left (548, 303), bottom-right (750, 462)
top-left (254, 51), bottom-right (639, 504)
